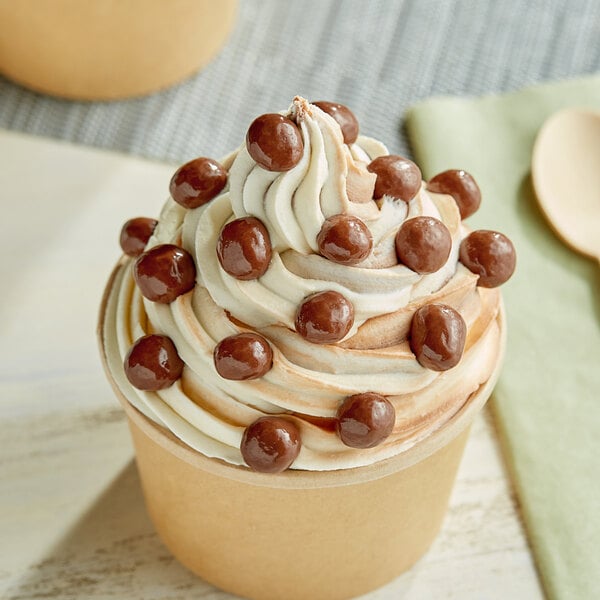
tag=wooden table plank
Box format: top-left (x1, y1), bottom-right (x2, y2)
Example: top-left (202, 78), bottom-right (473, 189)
top-left (0, 402), bottom-right (544, 599)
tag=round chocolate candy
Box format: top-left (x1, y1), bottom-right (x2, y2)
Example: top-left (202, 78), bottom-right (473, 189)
top-left (410, 304), bottom-right (467, 371)
top-left (317, 214), bottom-right (373, 265)
top-left (336, 392), bottom-right (395, 449)
top-left (124, 334), bottom-right (184, 391)
top-left (240, 417), bottom-right (301, 473)
top-left (169, 157), bottom-right (228, 209)
top-left (395, 216), bottom-right (451, 274)
top-left (214, 333), bottom-right (273, 380)
top-left (246, 113), bottom-right (303, 172)
top-left (459, 230), bottom-right (516, 288)
top-left (134, 244), bottom-right (196, 303)
top-left (295, 291), bottom-right (354, 344)
top-left (313, 101), bottom-right (359, 144)
top-left (367, 155), bottom-right (422, 202)
top-left (216, 216), bottom-right (272, 280)
top-left (119, 217), bottom-right (158, 257)
top-left (427, 169), bottom-right (481, 219)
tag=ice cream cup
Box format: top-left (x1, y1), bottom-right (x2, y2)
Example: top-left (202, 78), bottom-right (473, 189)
top-left (0, 0), bottom-right (237, 100)
top-left (98, 271), bottom-right (506, 600)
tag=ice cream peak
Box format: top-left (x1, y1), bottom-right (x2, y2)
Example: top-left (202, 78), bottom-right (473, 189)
top-left (103, 97), bottom-right (514, 473)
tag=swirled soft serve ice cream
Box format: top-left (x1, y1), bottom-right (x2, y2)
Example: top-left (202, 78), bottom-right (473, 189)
top-left (102, 96), bottom-right (514, 472)
top-left (99, 96), bottom-right (515, 599)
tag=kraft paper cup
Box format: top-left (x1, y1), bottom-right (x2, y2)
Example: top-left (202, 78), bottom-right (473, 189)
top-left (98, 285), bottom-right (506, 600)
top-left (0, 0), bottom-right (237, 100)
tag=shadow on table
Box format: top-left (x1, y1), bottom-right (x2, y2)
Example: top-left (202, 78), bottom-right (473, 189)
top-left (5, 460), bottom-right (238, 600)
top-left (5, 458), bottom-right (419, 600)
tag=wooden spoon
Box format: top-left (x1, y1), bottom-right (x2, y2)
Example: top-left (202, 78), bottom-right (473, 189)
top-left (532, 108), bottom-right (600, 262)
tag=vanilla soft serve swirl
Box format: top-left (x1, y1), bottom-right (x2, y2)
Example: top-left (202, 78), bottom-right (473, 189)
top-left (102, 97), bottom-right (502, 470)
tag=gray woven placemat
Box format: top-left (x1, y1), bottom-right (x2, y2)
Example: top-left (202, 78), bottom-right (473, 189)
top-left (1, 0), bottom-right (599, 162)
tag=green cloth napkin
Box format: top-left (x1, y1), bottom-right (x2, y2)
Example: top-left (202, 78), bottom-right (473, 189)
top-left (406, 76), bottom-right (600, 600)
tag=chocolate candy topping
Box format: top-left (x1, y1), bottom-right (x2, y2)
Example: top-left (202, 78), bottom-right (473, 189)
top-left (410, 304), bottom-right (467, 371)
top-left (395, 216), bottom-right (451, 274)
top-left (169, 157), bottom-right (228, 209)
top-left (246, 114), bottom-right (303, 172)
top-left (241, 417), bottom-right (301, 473)
top-left (367, 155), bottom-right (422, 202)
top-left (336, 392), bottom-right (395, 449)
top-left (459, 230), bottom-right (516, 288)
top-left (313, 101), bottom-right (359, 144)
top-left (124, 334), bottom-right (184, 391)
top-left (217, 216), bottom-right (272, 280)
top-left (214, 333), bottom-right (273, 380)
top-left (317, 214), bottom-right (373, 265)
top-left (134, 244), bottom-right (196, 303)
top-left (295, 291), bottom-right (354, 344)
top-left (120, 217), bottom-right (158, 257)
top-left (427, 169), bottom-right (481, 219)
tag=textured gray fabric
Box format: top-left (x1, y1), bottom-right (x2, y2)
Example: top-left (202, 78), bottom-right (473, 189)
top-left (0, 0), bottom-right (599, 162)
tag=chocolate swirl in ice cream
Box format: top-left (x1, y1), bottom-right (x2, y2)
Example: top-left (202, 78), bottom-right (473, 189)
top-left (101, 97), bottom-right (513, 472)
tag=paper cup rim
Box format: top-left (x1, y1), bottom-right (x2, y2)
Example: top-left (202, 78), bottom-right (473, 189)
top-left (98, 264), bottom-right (506, 489)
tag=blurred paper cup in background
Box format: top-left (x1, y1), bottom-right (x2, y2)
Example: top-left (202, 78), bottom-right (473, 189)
top-left (0, 0), bottom-right (237, 100)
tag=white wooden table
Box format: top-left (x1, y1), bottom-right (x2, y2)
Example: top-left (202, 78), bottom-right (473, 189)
top-left (0, 131), bottom-right (545, 599)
